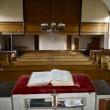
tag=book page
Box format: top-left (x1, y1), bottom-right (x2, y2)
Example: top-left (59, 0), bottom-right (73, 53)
top-left (51, 69), bottom-right (70, 81)
top-left (27, 71), bottom-right (51, 86)
top-left (50, 69), bottom-right (74, 86)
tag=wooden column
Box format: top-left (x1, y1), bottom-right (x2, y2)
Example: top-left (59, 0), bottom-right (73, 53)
top-left (10, 34), bottom-right (13, 51)
top-left (34, 35), bottom-right (39, 50)
top-left (67, 35), bottom-right (72, 50)
top-left (74, 38), bottom-right (79, 50)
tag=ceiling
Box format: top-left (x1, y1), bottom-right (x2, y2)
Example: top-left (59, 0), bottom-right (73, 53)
top-left (101, 0), bottom-right (110, 11)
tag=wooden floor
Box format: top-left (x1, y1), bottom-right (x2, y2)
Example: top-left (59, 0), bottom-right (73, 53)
top-left (0, 50), bottom-right (110, 82)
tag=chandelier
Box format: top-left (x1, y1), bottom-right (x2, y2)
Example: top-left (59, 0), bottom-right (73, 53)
top-left (41, 0), bottom-right (65, 32)
top-left (41, 22), bottom-right (65, 32)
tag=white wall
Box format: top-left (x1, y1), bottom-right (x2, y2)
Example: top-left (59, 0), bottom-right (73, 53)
top-left (13, 35), bottom-right (34, 50)
top-left (71, 36), bottom-right (92, 50)
top-left (104, 33), bottom-right (110, 49)
top-left (0, 0), bottom-right (23, 22)
top-left (108, 21), bottom-right (110, 49)
top-left (39, 33), bottom-right (67, 50)
top-left (109, 34), bottom-right (110, 49)
top-left (100, 36), bottom-right (104, 49)
top-left (79, 37), bottom-right (92, 49)
top-left (71, 35), bottom-right (104, 50)
top-left (101, 0), bottom-right (110, 11)
top-left (0, 35), bottom-right (105, 50)
top-left (82, 0), bottom-right (109, 22)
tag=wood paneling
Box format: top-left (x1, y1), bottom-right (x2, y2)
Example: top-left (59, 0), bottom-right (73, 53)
top-left (0, 69), bottom-right (110, 81)
top-left (25, 23), bottom-right (79, 34)
top-left (65, 25), bottom-right (79, 33)
top-left (80, 22), bottom-right (109, 34)
top-left (24, 0), bottom-right (82, 33)
top-left (0, 22), bottom-right (24, 33)
top-left (24, 0), bottom-right (52, 23)
top-left (99, 99), bottom-right (110, 110)
top-left (25, 23), bottom-right (41, 33)
top-left (53, 0), bottom-right (81, 25)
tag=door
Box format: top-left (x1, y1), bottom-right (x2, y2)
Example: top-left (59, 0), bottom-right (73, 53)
top-left (74, 38), bottom-right (79, 50)
top-left (34, 35), bottom-right (39, 50)
top-left (91, 37), bottom-right (100, 50)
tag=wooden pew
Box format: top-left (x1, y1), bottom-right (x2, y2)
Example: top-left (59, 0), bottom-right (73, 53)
top-left (90, 50), bottom-right (110, 67)
top-left (14, 60), bottom-right (93, 65)
top-left (100, 55), bottom-right (110, 70)
top-left (20, 54), bottom-right (86, 58)
top-left (0, 50), bottom-right (103, 82)
top-left (0, 70), bottom-right (110, 82)
top-left (0, 51), bottom-right (17, 66)
top-left (15, 50), bottom-right (92, 65)
top-left (21, 50), bottom-right (81, 56)
top-left (4, 65), bottom-right (98, 71)
top-left (0, 53), bottom-right (10, 66)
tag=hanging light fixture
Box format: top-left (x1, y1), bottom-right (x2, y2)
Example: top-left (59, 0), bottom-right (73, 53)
top-left (41, 0), bottom-right (65, 32)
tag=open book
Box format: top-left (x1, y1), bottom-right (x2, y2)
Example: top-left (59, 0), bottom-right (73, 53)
top-left (27, 69), bottom-right (74, 86)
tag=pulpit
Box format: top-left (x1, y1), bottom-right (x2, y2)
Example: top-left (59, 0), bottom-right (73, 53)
top-left (12, 74), bottom-right (96, 110)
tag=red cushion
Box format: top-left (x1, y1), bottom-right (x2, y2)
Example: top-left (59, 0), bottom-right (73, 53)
top-left (12, 74), bottom-right (95, 94)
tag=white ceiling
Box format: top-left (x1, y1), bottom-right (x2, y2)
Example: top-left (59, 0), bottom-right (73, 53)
top-left (101, 0), bottom-right (110, 11)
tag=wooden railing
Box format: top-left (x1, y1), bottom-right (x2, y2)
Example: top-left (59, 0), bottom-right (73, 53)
top-left (90, 50), bottom-right (110, 70)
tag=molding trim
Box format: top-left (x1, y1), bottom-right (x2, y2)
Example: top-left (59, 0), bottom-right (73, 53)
top-left (80, 22), bottom-right (109, 34)
top-left (0, 22), bottom-right (24, 33)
